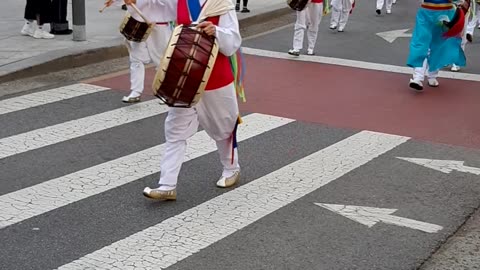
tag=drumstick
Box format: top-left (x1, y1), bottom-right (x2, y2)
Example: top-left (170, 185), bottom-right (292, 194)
top-left (99, 4), bottom-right (108, 13)
top-left (130, 3), bottom-right (152, 24)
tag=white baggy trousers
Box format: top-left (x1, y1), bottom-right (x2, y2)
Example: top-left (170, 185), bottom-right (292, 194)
top-left (376, 0), bottom-right (393, 12)
top-left (292, 2), bottom-right (323, 51)
top-left (127, 24), bottom-right (171, 96)
top-left (330, 0), bottom-right (352, 29)
top-left (159, 83), bottom-right (240, 187)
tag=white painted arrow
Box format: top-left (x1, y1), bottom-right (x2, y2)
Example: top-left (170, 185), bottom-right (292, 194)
top-left (315, 203), bottom-right (443, 233)
top-left (376, 29), bottom-right (412, 43)
top-left (397, 157), bottom-right (480, 175)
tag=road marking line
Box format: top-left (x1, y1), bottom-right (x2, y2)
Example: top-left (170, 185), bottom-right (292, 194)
top-left (242, 47), bottom-right (480, 82)
top-left (57, 131), bottom-right (409, 270)
top-left (0, 113), bottom-right (294, 229)
top-left (0, 83), bottom-right (109, 115)
top-left (0, 99), bottom-right (168, 160)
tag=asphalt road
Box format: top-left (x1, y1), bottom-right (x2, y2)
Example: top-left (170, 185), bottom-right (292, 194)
top-left (1, 2), bottom-right (480, 270)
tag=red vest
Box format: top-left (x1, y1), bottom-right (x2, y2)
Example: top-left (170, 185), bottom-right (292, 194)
top-left (177, 0), bottom-right (234, 91)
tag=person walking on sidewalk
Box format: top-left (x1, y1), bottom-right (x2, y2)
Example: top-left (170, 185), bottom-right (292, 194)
top-left (288, 0), bottom-right (325, 56)
top-left (236, 0), bottom-right (250, 13)
top-left (21, 0), bottom-right (55, 39)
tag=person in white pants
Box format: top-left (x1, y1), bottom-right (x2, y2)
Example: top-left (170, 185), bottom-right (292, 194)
top-left (107, 0), bottom-right (174, 103)
top-left (288, 0), bottom-right (324, 56)
top-left (128, 0), bottom-right (243, 201)
top-left (452, 6), bottom-right (471, 72)
top-left (465, 0), bottom-right (480, 43)
top-left (376, 0), bottom-right (393, 14)
top-left (330, 0), bottom-right (354, 32)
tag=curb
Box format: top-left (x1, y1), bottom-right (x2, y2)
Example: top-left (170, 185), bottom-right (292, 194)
top-left (0, 6), bottom-right (290, 84)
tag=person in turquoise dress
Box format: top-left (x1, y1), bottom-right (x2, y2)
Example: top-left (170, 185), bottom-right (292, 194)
top-left (407, 0), bottom-right (468, 92)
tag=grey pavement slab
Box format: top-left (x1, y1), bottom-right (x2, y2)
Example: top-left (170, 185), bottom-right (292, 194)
top-left (0, 0), bottom-right (287, 82)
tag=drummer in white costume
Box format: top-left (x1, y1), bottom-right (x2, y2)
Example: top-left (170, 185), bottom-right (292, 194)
top-left (123, 0), bottom-right (242, 200)
top-left (106, 0), bottom-right (175, 103)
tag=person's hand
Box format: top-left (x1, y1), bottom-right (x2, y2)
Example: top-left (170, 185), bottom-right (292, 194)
top-left (197, 21), bottom-right (216, 36)
top-left (124, 0), bottom-right (136, 5)
top-left (104, 0), bottom-right (114, 7)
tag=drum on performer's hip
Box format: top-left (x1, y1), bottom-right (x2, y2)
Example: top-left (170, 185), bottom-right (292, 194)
top-left (287, 0), bottom-right (309, 11)
top-left (152, 24), bottom-right (219, 108)
top-left (119, 13), bottom-right (153, 42)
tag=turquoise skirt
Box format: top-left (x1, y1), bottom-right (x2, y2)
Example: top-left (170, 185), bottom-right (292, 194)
top-left (406, 7), bottom-right (466, 72)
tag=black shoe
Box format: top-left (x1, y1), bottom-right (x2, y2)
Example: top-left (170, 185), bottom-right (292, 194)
top-left (241, 7), bottom-right (250, 13)
top-left (122, 4), bottom-right (127, 10)
top-left (51, 29), bottom-right (73, 35)
top-left (466, 33), bottom-right (473, 43)
top-left (376, 9), bottom-right (381, 15)
top-left (235, 4), bottom-right (240, 11)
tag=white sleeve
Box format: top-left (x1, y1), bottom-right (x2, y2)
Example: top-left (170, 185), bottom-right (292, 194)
top-left (215, 10), bottom-right (242, 57)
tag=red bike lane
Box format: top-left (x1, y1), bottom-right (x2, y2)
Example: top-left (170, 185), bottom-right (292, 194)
top-left (86, 54), bottom-right (480, 149)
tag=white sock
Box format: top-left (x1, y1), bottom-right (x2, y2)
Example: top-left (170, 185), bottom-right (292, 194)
top-left (157, 185), bottom-right (176, 191)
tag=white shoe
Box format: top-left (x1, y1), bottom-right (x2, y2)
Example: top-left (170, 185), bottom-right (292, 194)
top-left (409, 78), bottom-right (423, 92)
top-left (307, 49), bottom-right (314, 55)
top-left (33, 29), bottom-right (54, 39)
top-left (21, 23), bottom-right (35, 36)
top-left (338, 27), bottom-right (344, 32)
top-left (287, 49), bottom-right (300, 56)
top-left (329, 24), bottom-right (337, 30)
top-left (216, 171), bottom-right (240, 188)
top-left (427, 78), bottom-right (439, 87)
top-left (451, 64), bottom-right (460, 72)
top-left (386, 10), bottom-right (392, 14)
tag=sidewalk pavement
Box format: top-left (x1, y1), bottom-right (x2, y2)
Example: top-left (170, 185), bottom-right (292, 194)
top-left (0, 0), bottom-right (288, 83)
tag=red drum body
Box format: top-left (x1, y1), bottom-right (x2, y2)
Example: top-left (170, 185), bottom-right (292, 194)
top-left (153, 25), bottom-right (219, 107)
top-left (119, 14), bottom-right (153, 42)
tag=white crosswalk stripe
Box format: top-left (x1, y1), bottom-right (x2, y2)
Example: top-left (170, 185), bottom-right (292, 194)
top-left (0, 99), bottom-right (168, 160)
top-left (0, 113), bottom-right (294, 229)
top-left (56, 131), bottom-right (409, 269)
top-left (0, 83), bottom-right (109, 116)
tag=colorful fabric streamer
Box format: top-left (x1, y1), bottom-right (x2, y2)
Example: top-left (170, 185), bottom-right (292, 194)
top-left (229, 47), bottom-right (247, 103)
top-left (323, 0), bottom-right (331, 15)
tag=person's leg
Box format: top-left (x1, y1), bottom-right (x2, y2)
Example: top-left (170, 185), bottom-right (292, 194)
top-left (306, 3), bottom-right (323, 55)
top-left (289, 9), bottom-right (307, 56)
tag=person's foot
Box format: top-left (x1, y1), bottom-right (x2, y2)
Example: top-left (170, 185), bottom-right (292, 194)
top-left (122, 4), bottom-right (127, 10)
top-left (451, 64), bottom-right (461, 72)
top-left (241, 7), bottom-right (250, 13)
top-left (386, 9), bottom-right (392, 14)
top-left (51, 29), bottom-right (73, 35)
top-left (338, 27), bottom-right (344, 32)
top-left (235, 4), bottom-right (240, 11)
top-left (216, 171), bottom-right (240, 188)
top-left (122, 91), bottom-right (141, 103)
top-left (466, 33), bottom-right (473, 43)
top-left (21, 23), bottom-right (35, 37)
top-left (376, 9), bottom-right (381, 15)
top-left (409, 78), bottom-right (424, 92)
top-left (143, 187), bottom-right (177, 200)
top-left (33, 29), bottom-right (54, 39)
top-left (329, 24), bottom-right (337, 30)
top-left (307, 49), bottom-right (315, 55)
top-left (427, 78), bottom-right (439, 87)
top-left (288, 49), bottom-right (300, 56)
